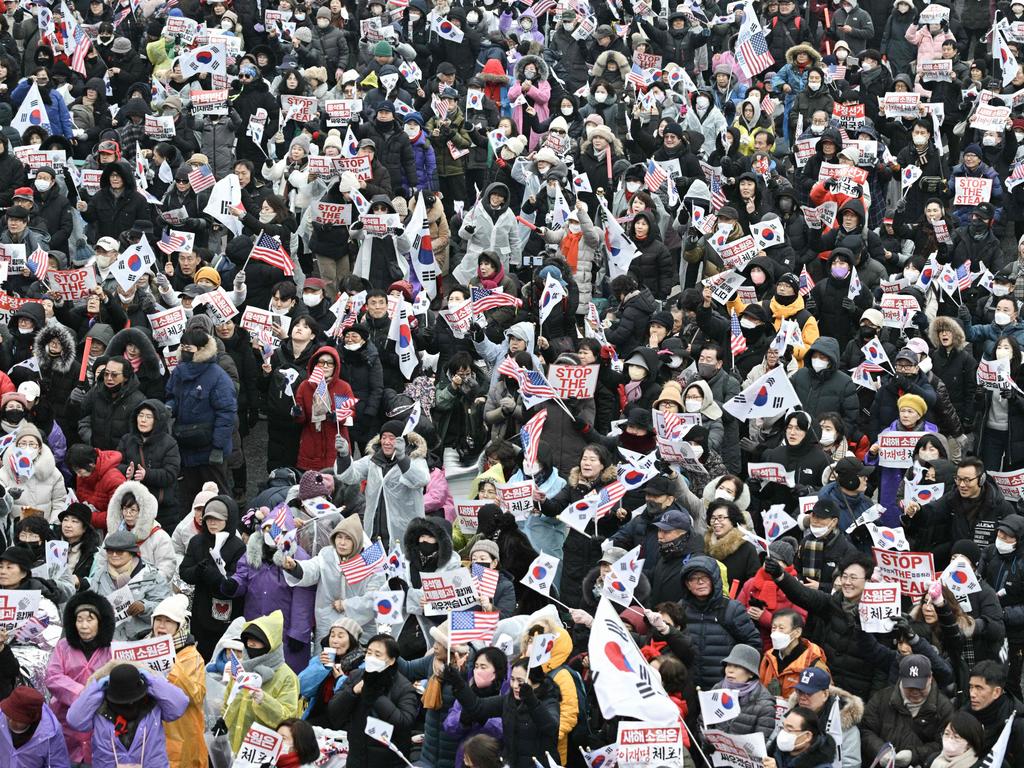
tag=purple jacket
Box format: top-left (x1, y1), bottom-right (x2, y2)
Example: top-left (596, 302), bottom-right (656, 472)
top-left (44, 638), bottom-right (113, 763)
top-left (0, 705), bottom-right (70, 768)
top-left (228, 545), bottom-right (316, 673)
top-left (66, 670), bottom-right (188, 768)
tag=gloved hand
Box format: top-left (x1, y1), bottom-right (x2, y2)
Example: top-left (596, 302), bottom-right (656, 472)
top-left (463, 224), bottom-right (476, 234)
top-left (500, 396), bottom-right (516, 413)
top-left (892, 615), bottom-right (916, 641)
top-left (518, 679), bottom-right (537, 705)
top-left (209, 449), bottom-right (224, 465)
top-left (895, 374), bottom-right (910, 390)
top-left (842, 297), bottom-right (856, 312)
top-left (290, 404), bottom-right (303, 417)
top-left (69, 387), bottom-right (86, 405)
top-left (644, 609), bottom-right (670, 635)
top-left (763, 557), bottom-right (784, 580)
top-left (442, 664), bottom-right (464, 687)
top-left (233, 271), bottom-right (246, 291)
top-left (894, 198), bottom-right (907, 214)
top-left (335, 434), bottom-right (350, 457)
top-left (739, 437), bottom-right (759, 454)
top-left (957, 303), bottom-right (971, 324)
top-left (212, 718), bottom-right (228, 736)
top-left (155, 272), bottom-right (171, 292)
top-left (928, 580), bottom-right (945, 606)
top-left (392, 436), bottom-right (406, 460)
top-left (894, 750), bottom-right (913, 768)
top-left (804, 298), bottom-right (817, 313)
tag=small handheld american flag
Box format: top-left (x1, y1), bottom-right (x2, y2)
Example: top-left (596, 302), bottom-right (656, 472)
top-left (339, 539), bottom-right (386, 584)
top-left (249, 232), bottom-right (294, 276)
top-left (519, 409), bottom-right (547, 468)
top-left (644, 159), bottom-right (666, 191)
top-left (471, 563), bottom-right (500, 601)
top-left (956, 261), bottom-right (974, 291)
top-left (471, 286), bottom-right (521, 314)
top-left (335, 394), bottom-right (358, 422)
top-left (449, 610), bottom-right (499, 644)
top-left (157, 231), bottom-right (187, 255)
top-left (730, 310), bottom-right (747, 357)
top-left (799, 265), bottom-right (815, 296)
top-left (27, 247), bottom-right (48, 281)
top-left (187, 164), bottom-right (216, 192)
top-left (735, 29), bottom-right (774, 79)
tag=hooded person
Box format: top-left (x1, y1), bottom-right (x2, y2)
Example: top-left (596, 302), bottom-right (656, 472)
top-left (44, 591), bottom-right (115, 764)
top-left (0, 422), bottom-right (66, 522)
top-left (99, 481), bottom-right (177, 582)
top-left (178, 495), bottom-right (247, 661)
top-left (454, 182), bottom-right (523, 284)
top-left (0, 686), bottom-right (70, 768)
top-left (65, 662), bottom-right (188, 768)
top-left (218, 610), bottom-right (301, 752)
top-left (148, 593), bottom-right (207, 768)
top-left (116, 400), bottom-right (182, 532)
top-left (790, 336), bottom-right (861, 433)
top-left (280, 511), bottom-right (384, 646)
top-left (337, 419), bottom-right (430, 548)
top-left (297, 617), bottom-right (365, 726)
top-left (31, 322), bottom-right (78, 438)
top-left (761, 410), bottom-right (833, 511)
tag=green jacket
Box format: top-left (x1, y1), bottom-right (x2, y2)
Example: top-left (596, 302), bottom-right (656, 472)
top-left (427, 108), bottom-right (472, 177)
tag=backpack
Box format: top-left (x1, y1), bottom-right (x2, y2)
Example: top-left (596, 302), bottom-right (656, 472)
top-left (547, 663), bottom-right (593, 746)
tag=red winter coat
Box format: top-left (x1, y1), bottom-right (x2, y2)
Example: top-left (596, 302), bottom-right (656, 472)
top-left (737, 564), bottom-right (808, 650)
top-left (74, 448), bottom-right (126, 531)
top-left (294, 346), bottom-right (354, 471)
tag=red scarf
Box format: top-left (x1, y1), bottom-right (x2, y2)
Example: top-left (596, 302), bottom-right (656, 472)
top-left (560, 229), bottom-right (583, 271)
top-left (477, 262), bottom-right (506, 289)
top-left (277, 752), bottom-right (302, 768)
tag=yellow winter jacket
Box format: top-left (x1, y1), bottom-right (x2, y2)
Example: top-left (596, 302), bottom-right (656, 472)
top-left (164, 643), bottom-right (208, 768)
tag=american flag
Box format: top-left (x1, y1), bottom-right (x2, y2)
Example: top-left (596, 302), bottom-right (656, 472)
top-left (471, 562), bottom-right (500, 601)
top-left (69, 25), bottom-right (91, 76)
top-left (431, 94), bottom-right (449, 121)
top-left (519, 409), bottom-right (547, 468)
top-left (735, 30), bottom-right (774, 79)
top-left (187, 164), bottom-right (216, 192)
top-left (521, 369), bottom-right (558, 399)
top-left (229, 652), bottom-right (242, 678)
top-left (626, 63), bottom-right (649, 90)
top-left (799, 265), bottom-right (815, 296)
top-left (157, 230), bottom-right (187, 255)
top-left (826, 64), bottom-right (847, 82)
top-left (308, 365), bottom-right (326, 388)
top-left (471, 286), bottom-right (521, 313)
top-left (497, 356), bottom-right (522, 381)
top-left (339, 539), bottom-right (386, 584)
top-left (335, 394), bottom-right (358, 421)
top-left (27, 247), bottom-right (48, 281)
top-left (1008, 162), bottom-right (1024, 191)
top-left (249, 232), bottom-right (294, 275)
top-left (956, 262), bottom-right (973, 291)
top-left (449, 610), bottom-right (499, 644)
top-left (531, 0), bottom-right (556, 15)
top-left (730, 310), bottom-right (747, 357)
top-left (644, 159), bottom-right (666, 191)
top-left (708, 171), bottom-right (728, 210)
top-left (760, 93), bottom-right (777, 116)
top-left (594, 481), bottom-right (626, 519)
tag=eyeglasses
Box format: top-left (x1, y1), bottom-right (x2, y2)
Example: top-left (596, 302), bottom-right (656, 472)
top-left (687, 574), bottom-right (711, 583)
top-left (102, 370), bottom-right (123, 379)
top-left (955, 475), bottom-right (980, 485)
top-left (709, 515), bottom-right (731, 523)
top-left (839, 572), bottom-right (865, 582)
top-left (317, 359), bottom-right (335, 367)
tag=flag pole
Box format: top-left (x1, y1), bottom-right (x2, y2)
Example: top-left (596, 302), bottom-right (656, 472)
top-left (524, 582), bottom-right (573, 612)
top-left (446, 610), bottom-right (452, 665)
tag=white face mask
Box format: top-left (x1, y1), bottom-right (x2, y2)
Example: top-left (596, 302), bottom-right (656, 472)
top-left (996, 347), bottom-right (1013, 360)
top-left (714, 488), bottom-right (735, 501)
top-left (684, 399), bottom-right (703, 413)
top-left (809, 524), bottom-right (831, 539)
top-left (561, 106), bottom-right (573, 116)
top-left (627, 364), bottom-right (646, 381)
top-left (34, 179), bottom-right (50, 192)
top-left (409, 12), bottom-right (421, 22)
top-left (904, 268), bottom-right (920, 282)
top-left (995, 311), bottom-right (1013, 326)
top-left (568, 222), bottom-right (581, 233)
top-left (221, 18), bottom-right (232, 29)
top-left (996, 538), bottom-right (1016, 554)
top-left (626, 181), bottom-right (641, 193)
top-left (913, 134), bottom-right (928, 147)
top-left (770, 630), bottom-right (793, 651)
top-left (776, 730), bottom-right (799, 753)
top-left (404, 124), bottom-right (419, 137)
top-left (819, 428), bottom-right (836, 446)
top-left (811, 357), bottom-right (829, 372)
top-left (695, 96), bottom-right (710, 111)
top-left (740, 318), bottom-right (757, 329)
top-left (984, 135), bottom-right (1000, 146)
top-left (259, 211), bottom-right (276, 223)
top-left (318, 18), bottom-right (330, 27)
top-left (941, 736), bottom-right (967, 758)
top-left (1016, 132), bottom-right (1024, 143)
top-left (918, 447), bottom-right (940, 462)
top-left (344, 342), bottom-right (362, 351)
top-left (689, 444), bottom-right (704, 458)
top-left (302, 293), bottom-right (322, 307)
top-left (363, 656), bottom-right (388, 673)
top-left (861, 61), bottom-right (874, 72)
top-left (918, 357), bottom-right (932, 373)
top-left (594, 92), bottom-right (608, 103)
top-left (994, 284), bottom-right (1011, 296)
top-left (810, 122), bottom-right (824, 133)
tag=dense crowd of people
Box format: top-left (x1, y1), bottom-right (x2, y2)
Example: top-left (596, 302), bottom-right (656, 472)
top-left (3, 0), bottom-right (1024, 767)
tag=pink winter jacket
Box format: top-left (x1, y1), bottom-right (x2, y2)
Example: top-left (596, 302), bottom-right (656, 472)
top-left (45, 639), bottom-right (112, 763)
top-left (904, 24), bottom-right (956, 70)
top-left (424, 466), bottom-right (455, 521)
top-left (508, 79), bottom-right (551, 150)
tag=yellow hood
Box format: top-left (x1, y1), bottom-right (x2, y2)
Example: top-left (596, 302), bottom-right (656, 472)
top-left (241, 610), bottom-right (284, 653)
top-left (470, 462), bottom-right (506, 499)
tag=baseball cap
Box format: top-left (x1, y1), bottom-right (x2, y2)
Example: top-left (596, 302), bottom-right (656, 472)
top-left (95, 237), bottom-right (120, 252)
top-left (835, 457), bottom-right (873, 490)
top-left (894, 347), bottom-right (919, 364)
top-left (794, 667), bottom-right (831, 694)
top-left (653, 510), bottom-right (692, 533)
top-left (899, 654), bottom-right (932, 689)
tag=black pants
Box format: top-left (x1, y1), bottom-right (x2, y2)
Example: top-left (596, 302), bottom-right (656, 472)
top-left (179, 462), bottom-right (228, 505)
top-left (439, 174), bottom-right (467, 223)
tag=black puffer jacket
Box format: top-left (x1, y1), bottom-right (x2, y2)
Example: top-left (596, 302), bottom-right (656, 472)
top-left (777, 571), bottom-right (893, 701)
top-left (34, 183), bottom-right (73, 253)
top-left (605, 287), bottom-right (658, 358)
top-left (678, 556), bottom-right (762, 689)
top-left (929, 317), bottom-right (978, 429)
top-left (502, 677), bottom-right (562, 768)
top-left (339, 340), bottom-right (384, 450)
top-left (328, 666), bottom-right (421, 767)
top-left (81, 161), bottom-right (151, 243)
top-left (33, 323), bottom-right (78, 437)
top-left (628, 209), bottom-right (675, 300)
top-left (0, 137), bottom-right (26, 209)
top-left (355, 118), bottom-right (418, 196)
top-left (62, 588), bottom-right (115, 652)
top-left (105, 328), bottom-right (165, 400)
top-left (790, 336), bottom-right (861, 433)
top-left (77, 370), bottom-right (146, 450)
top-left (115, 399), bottom-right (181, 525)
top-left (861, 682), bottom-right (953, 766)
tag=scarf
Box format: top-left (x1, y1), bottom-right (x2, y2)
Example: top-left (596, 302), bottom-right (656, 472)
top-left (127, 355), bottom-right (142, 372)
top-left (624, 380), bottom-right (644, 404)
top-left (108, 557), bottom-right (137, 589)
top-left (930, 751), bottom-right (978, 768)
top-left (560, 229), bottom-right (583, 271)
top-left (477, 262), bottom-right (506, 289)
top-left (800, 534), bottom-right (827, 581)
top-left (311, 381), bottom-right (332, 427)
top-left (721, 678), bottom-right (760, 699)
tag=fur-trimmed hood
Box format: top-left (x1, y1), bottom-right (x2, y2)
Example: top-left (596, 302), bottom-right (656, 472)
top-left (591, 50), bottom-right (629, 78)
top-left (106, 480), bottom-right (160, 541)
top-left (929, 315), bottom-right (967, 351)
top-left (702, 475), bottom-right (752, 512)
top-left (786, 685), bottom-right (864, 729)
top-left (786, 43), bottom-right (822, 66)
top-left (513, 54), bottom-right (549, 82)
top-left (403, 514), bottom-right (454, 572)
top-left (365, 429), bottom-right (427, 460)
top-left (62, 589), bottom-right (116, 652)
top-left (33, 323), bottom-right (76, 375)
top-left (192, 334), bottom-right (219, 364)
top-left (105, 327), bottom-right (163, 380)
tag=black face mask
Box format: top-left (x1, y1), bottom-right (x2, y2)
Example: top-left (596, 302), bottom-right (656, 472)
top-left (19, 541), bottom-right (42, 561)
top-left (180, 351), bottom-right (195, 362)
top-left (2, 409), bottom-right (24, 424)
top-left (418, 541), bottom-right (439, 566)
top-left (969, 221), bottom-right (988, 239)
top-left (858, 326), bottom-right (877, 342)
top-left (246, 643), bottom-right (269, 659)
top-left (774, 291), bottom-right (797, 306)
top-left (659, 535), bottom-right (688, 557)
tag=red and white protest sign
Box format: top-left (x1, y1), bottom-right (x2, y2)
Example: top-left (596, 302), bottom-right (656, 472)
top-left (548, 364), bottom-right (599, 399)
top-left (793, 137), bottom-right (819, 167)
top-left (717, 235), bottom-right (757, 269)
top-left (969, 104), bottom-right (1011, 132)
top-left (47, 268), bottom-right (96, 300)
top-left (439, 299), bottom-right (473, 338)
top-left (312, 202), bottom-right (352, 226)
top-left (0, 589), bottom-right (42, 633)
top-left (920, 60), bottom-right (953, 81)
top-left (324, 99), bottom-right (363, 126)
top-left (879, 293), bottom-right (919, 328)
top-left (13, 147), bottom-right (66, 170)
top-left (702, 730), bottom-right (767, 768)
top-left (454, 499), bottom-right (487, 534)
top-left (190, 88), bottom-right (229, 115)
top-left (497, 480), bottom-right (535, 521)
top-left (977, 359), bottom-right (1010, 391)
top-left (240, 306), bottom-right (286, 337)
top-left (280, 94), bottom-right (317, 123)
top-left (617, 722), bottom-right (684, 768)
top-left (858, 582), bottom-right (901, 632)
top-left (235, 724), bottom-right (283, 768)
top-left (420, 568), bottom-right (478, 616)
top-left (872, 549), bottom-right (934, 598)
top-left (877, 430), bottom-right (928, 468)
top-left (953, 177), bottom-right (993, 206)
top-left (334, 155), bottom-right (373, 181)
top-left (748, 462), bottom-right (794, 487)
top-left (882, 92), bottom-right (919, 119)
top-left (832, 102), bottom-right (865, 130)
top-left (196, 287), bottom-right (238, 323)
top-left (990, 469), bottom-right (1024, 500)
top-left (111, 635), bottom-right (176, 676)
top-left (147, 306), bottom-right (188, 347)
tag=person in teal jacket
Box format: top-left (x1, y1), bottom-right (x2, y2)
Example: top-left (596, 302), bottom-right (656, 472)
top-left (297, 617), bottom-right (365, 727)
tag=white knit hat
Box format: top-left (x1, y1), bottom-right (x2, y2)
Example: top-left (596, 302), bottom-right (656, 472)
top-left (153, 594), bottom-right (191, 628)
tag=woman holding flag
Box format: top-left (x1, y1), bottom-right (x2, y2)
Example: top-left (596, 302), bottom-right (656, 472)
top-left (292, 346), bottom-right (355, 471)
